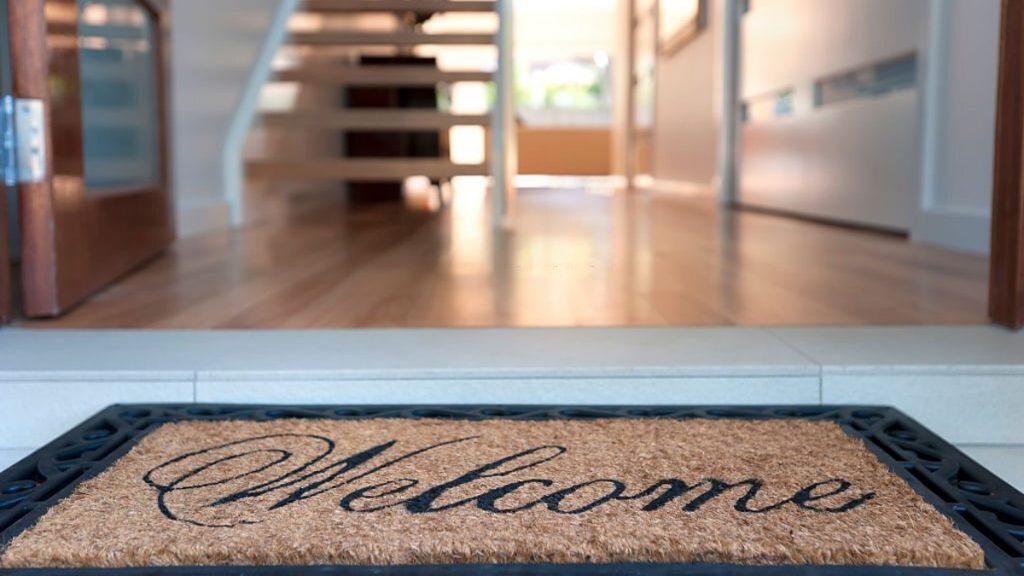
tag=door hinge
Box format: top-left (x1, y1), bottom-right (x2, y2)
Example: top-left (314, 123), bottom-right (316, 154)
top-left (0, 95), bottom-right (47, 186)
top-left (0, 95), bottom-right (14, 186)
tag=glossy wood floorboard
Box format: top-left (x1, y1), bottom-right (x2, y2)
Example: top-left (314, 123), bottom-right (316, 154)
top-left (22, 188), bottom-right (989, 328)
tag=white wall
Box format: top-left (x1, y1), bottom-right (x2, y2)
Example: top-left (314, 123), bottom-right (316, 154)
top-left (914, 0), bottom-right (1001, 254)
top-left (741, 0), bottom-right (926, 99)
top-left (514, 0), bottom-right (615, 60)
top-left (736, 0), bottom-right (1001, 251)
top-left (611, 0), bottom-right (632, 177)
top-left (738, 0), bottom-right (928, 231)
top-left (651, 0), bottom-right (719, 188)
top-left (170, 0), bottom-right (289, 238)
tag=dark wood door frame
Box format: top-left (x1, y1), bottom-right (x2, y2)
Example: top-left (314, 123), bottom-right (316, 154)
top-left (991, 0), bottom-right (1024, 330)
top-left (7, 0), bottom-right (174, 317)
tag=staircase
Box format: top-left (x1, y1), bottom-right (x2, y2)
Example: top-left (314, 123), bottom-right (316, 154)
top-left (246, 0), bottom-right (515, 213)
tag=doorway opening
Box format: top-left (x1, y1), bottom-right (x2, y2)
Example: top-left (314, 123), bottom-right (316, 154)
top-left (2, 0), bottom-right (999, 329)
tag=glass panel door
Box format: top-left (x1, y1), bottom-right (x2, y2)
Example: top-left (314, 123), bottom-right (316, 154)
top-left (78, 0), bottom-right (161, 193)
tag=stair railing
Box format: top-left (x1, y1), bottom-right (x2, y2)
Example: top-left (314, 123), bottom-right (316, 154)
top-left (224, 0), bottom-right (301, 227)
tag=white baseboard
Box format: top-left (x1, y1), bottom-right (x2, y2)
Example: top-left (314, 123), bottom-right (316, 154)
top-left (959, 445), bottom-right (1024, 491)
top-left (912, 207), bottom-right (991, 255)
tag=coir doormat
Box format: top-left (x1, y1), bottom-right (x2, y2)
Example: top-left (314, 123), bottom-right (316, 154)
top-left (0, 406), bottom-right (1022, 575)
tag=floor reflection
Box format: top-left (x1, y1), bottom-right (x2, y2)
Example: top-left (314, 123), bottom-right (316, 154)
top-left (26, 179), bottom-right (989, 328)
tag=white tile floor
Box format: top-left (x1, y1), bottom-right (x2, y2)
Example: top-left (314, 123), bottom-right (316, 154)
top-left (0, 379), bottom-right (194, 447)
top-left (961, 445), bottom-right (1024, 491)
top-left (2, 326), bottom-right (1023, 490)
top-left (1, 327), bottom-right (817, 377)
top-left (0, 449), bottom-right (31, 472)
top-left (823, 373), bottom-right (1024, 444)
top-left (195, 376), bottom-right (820, 405)
top-left (769, 326), bottom-right (1024, 369)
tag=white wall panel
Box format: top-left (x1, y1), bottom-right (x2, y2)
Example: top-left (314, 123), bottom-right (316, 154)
top-left (925, 0), bottom-right (1000, 213)
top-left (913, 0), bottom-right (1000, 253)
top-left (196, 377), bottom-right (820, 405)
top-left (652, 0), bottom-right (719, 186)
top-left (739, 0), bottom-right (927, 230)
top-left (742, 0), bottom-right (926, 99)
top-left (170, 0), bottom-right (289, 237)
top-left (741, 91), bottom-right (917, 230)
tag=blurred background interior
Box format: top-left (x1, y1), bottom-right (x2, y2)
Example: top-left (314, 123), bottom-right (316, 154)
top-left (0, 0), bottom-right (1001, 328)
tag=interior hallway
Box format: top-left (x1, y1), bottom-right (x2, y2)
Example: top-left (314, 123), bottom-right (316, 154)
top-left (22, 184), bottom-right (989, 328)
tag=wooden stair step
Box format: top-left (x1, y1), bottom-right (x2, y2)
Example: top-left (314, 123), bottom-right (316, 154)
top-left (301, 0), bottom-right (496, 12)
top-left (248, 159), bottom-right (489, 180)
top-left (261, 110), bottom-right (491, 129)
top-left (287, 31), bottom-right (496, 46)
top-left (274, 65), bottom-right (493, 85)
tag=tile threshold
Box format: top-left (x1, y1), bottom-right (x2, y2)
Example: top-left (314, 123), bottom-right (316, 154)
top-left (0, 326), bottom-right (1020, 379)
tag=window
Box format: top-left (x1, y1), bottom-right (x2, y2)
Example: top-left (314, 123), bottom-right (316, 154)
top-left (516, 55), bottom-right (612, 126)
top-left (514, 0), bottom-right (615, 127)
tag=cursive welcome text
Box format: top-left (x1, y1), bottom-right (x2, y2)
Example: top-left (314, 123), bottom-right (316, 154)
top-left (142, 434), bottom-right (876, 527)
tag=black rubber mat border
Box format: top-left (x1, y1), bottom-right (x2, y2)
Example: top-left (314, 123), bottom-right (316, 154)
top-left (0, 404), bottom-right (1022, 575)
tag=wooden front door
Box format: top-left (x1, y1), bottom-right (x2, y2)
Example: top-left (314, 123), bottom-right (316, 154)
top-left (6, 0), bottom-right (172, 317)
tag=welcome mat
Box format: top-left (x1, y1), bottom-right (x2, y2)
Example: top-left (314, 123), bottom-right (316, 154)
top-left (0, 406), bottom-right (1021, 575)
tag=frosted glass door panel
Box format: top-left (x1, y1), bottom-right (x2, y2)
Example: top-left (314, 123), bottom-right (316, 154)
top-left (78, 0), bottom-right (160, 192)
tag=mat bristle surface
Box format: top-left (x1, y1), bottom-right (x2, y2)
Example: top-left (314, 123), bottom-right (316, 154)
top-left (0, 418), bottom-right (985, 569)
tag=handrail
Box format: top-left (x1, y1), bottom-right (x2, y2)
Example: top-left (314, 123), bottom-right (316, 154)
top-left (222, 0), bottom-right (299, 227)
top-left (225, 0), bottom-right (514, 228)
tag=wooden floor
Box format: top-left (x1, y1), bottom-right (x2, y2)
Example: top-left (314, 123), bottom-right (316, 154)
top-left (23, 186), bottom-right (989, 328)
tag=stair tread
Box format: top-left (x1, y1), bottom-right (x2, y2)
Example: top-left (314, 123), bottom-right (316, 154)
top-left (262, 110), bottom-right (491, 129)
top-left (248, 158), bottom-right (489, 180)
top-left (274, 65), bottom-right (493, 84)
top-left (287, 31), bottom-right (496, 46)
top-left (301, 0), bottom-right (496, 12)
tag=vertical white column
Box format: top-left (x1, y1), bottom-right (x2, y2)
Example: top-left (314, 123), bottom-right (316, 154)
top-left (612, 0), bottom-right (636, 185)
top-left (716, 0), bottom-right (740, 205)
top-left (917, 0), bottom-right (951, 215)
top-left (490, 0), bottom-right (517, 226)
